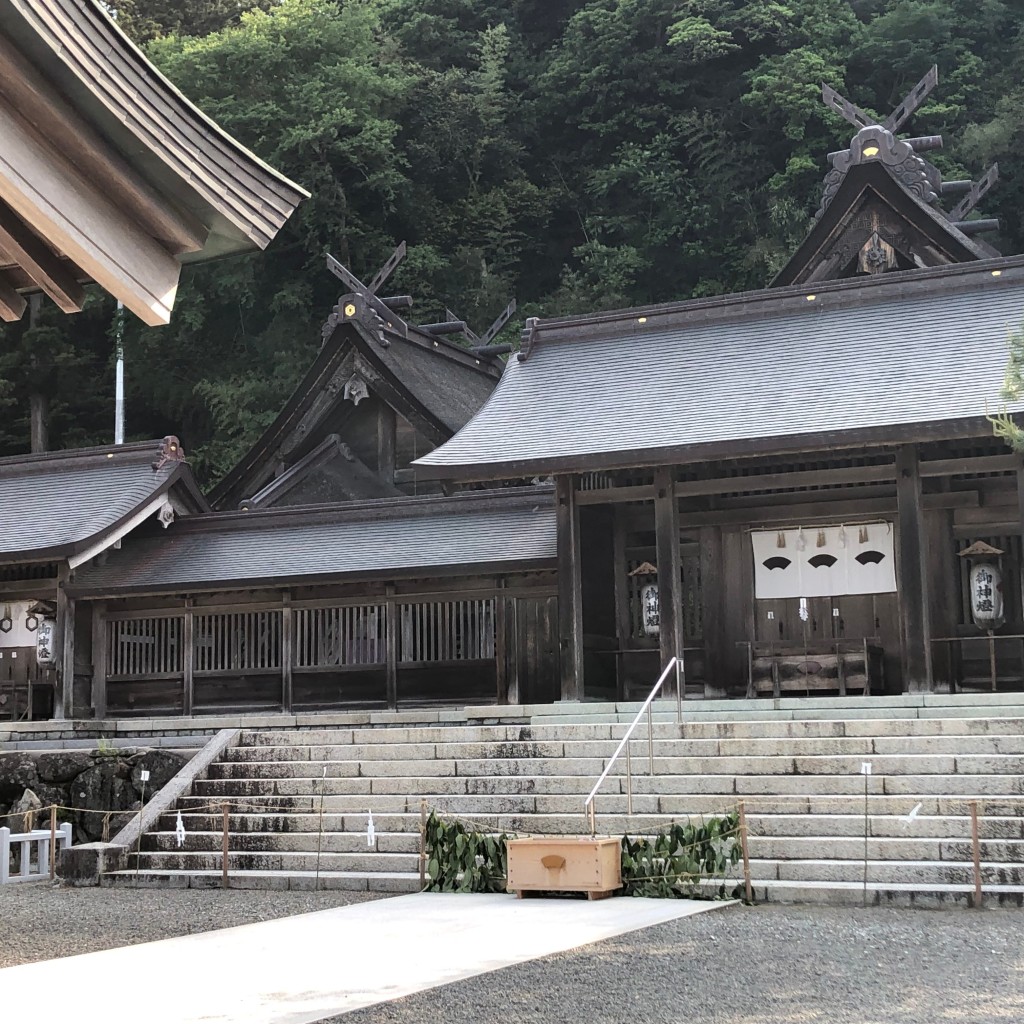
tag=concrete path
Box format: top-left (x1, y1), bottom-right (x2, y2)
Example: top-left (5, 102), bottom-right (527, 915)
top-left (0, 893), bottom-right (731, 1023)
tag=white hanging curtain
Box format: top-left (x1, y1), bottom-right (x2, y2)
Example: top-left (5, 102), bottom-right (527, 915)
top-left (751, 524), bottom-right (896, 599)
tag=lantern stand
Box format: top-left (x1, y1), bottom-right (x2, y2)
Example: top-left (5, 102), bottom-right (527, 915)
top-left (628, 562), bottom-right (660, 638)
top-left (958, 541), bottom-right (1006, 692)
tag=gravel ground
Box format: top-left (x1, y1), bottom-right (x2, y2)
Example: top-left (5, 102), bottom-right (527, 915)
top-left (333, 903), bottom-right (1024, 1024)
top-left (0, 882), bottom-right (384, 968)
top-left (2, 888), bottom-right (1021, 1023)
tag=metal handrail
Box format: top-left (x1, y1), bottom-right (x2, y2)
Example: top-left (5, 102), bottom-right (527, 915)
top-left (583, 656), bottom-right (682, 835)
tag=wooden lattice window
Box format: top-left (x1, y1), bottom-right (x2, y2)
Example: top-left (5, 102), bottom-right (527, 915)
top-left (193, 611), bottom-right (281, 673)
top-left (106, 617), bottom-right (183, 678)
top-left (294, 605), bottom-right (386, 667)
top-left (398, 599), bottom-right (495, 663)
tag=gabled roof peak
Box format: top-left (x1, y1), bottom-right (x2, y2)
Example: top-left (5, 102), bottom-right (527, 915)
top-left (773, 66), bottom-right (1005, 287)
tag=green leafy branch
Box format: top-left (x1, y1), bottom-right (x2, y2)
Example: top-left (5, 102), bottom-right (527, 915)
top-left (423, 811), bottom-right (510, 893)
top-left (988, 321), bottom-right (1024, 453)
top-left (620, 813), bottom-right (743, 900)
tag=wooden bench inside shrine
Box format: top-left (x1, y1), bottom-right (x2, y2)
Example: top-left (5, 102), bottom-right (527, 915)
top-left (741, 639), bottom-right (885, 699)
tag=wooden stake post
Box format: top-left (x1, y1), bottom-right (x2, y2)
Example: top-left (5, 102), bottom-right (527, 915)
top-left (419, 800), bottom-right (427, 889)
top-left (221, 802), bottom-right (230, 889)
top-left (49, 804), bottom-right (57, 880)
top-left (738, 801), bottom-right (752, 903)
top-left (969, 801), bottom-right (983, 908)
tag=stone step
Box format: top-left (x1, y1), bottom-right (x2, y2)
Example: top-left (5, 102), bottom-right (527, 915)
top-left (188, 770), bottom-right (1024, 802)
top-left (746, 836), bottom-right (1024, 862)
top-left (753, 879), bottom-right (1024, 907)
top-left (128, 850), bottom-right (420, 873)
top-left (156, 807), bottom-right (1024, 843)
top-left (219, 734), bottom-right (1024, 764)
top-left (534, 706), bottom-right (1024, 725)
top-left (749, 858), bottom-right (1024, 885)
top-left (238, 716), bottom-right (1024, 749)
top-left (172, 791), bottom-right (1024, 820)
top-left (142, 830), bottom-right (420, 854)
top-left (101, 869), bottom-right (421, 893)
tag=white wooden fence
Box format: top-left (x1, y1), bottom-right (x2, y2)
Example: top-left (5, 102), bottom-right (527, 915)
top-left (0, 823), bottom-right (72, 883)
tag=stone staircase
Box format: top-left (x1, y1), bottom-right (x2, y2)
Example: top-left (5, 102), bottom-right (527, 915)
top-left (102, 695), bottom-right (1024, 905)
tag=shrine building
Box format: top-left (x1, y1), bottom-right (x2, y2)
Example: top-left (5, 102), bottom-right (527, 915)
top-left (3, 65), bottom-right (1024, 721)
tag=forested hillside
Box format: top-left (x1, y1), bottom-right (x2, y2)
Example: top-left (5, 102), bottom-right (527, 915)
top-left (2, 0), bottom-right (1021, 481)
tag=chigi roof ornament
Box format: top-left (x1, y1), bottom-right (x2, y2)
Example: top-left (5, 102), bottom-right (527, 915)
top-left (818, 66), bottom-right (999, 232)
top-left (322, 244), bottom-right (516, 359)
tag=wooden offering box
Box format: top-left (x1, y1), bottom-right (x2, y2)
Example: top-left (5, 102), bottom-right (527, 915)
top-left (506, 837), bottom-right (622, 899)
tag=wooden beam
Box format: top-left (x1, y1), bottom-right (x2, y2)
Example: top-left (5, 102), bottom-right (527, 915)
top-left (0, 268), bottom-right (26, 321)
top-left (377, 403), bottom-right (397, 484)
top-left (0, 199), bottom-right (84, 313)
top-left (896, 445), bottom-right (933, 692)
top-left (654, 468), bottom-right (684, 692)
top-left (674, 462), bottom-right (896, 497)
top-left (556, 475), bottom-right (584, 700)
top-left (575, 484), bottom-right (655, 506)
top-left (920, 454), bottom-right (1021, 477)
top-left (674, 491), bottom-right (978, 529)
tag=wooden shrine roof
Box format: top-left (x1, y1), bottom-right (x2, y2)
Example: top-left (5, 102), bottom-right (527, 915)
top-left (0, 0), bottom-right (308, 325)
top-left (415, 257), bottom-right (1024, 479)
top-left (0, 439), bottom-right (208, 564)
top-left (210, 306), bottom-right (502, 510)
top-left (69, 487), bottom-right (556, 596)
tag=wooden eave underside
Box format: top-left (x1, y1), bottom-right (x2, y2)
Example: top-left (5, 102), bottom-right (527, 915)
top-left (414, 414), bottom-right (1015, 482)
top-left (0, 77), bottom-right (186, 324)
top-left (0, 0), bottom-right (308, 324)
top-left (5, 0), bottom-right (308, 251)
top-left (67, 556), bottom-right (561, 600)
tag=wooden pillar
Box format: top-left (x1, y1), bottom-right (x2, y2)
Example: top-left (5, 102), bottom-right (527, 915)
top-left (654, 468), bottom-right (684, 692)
top-left (896, 445), bottom-right (933, 692)
top-left (926, 504), bottom-right (958, 694)
top-left (494, 581), bottom-right (509, 705)
top-left (385, 585), bottom-right (398, 710)
top-left (377, 404), bottom-right (397, 484)
top-left (90, 602), bottom-right (106, 719)
top-left (700, 526), bottom-right (727, 698)
top-left (281, 592), bottom-right (293, 713)
top-left (556, 475), bottom-right (583, 701)
top-left (182, 599), bottom-right (194, 717)
top-left (1016, 462), bottom-right (1024, 616)
top-left (612, 511), bottom-right (630, 700)
top-left (56, 578), bottom-right (74, 719)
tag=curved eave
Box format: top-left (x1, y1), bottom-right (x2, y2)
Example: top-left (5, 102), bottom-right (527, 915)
top-left (6, 0), bottom-right (308, 256)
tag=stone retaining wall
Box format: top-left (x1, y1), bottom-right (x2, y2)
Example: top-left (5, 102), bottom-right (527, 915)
top-left (0, 748), bottom-right (189, 842)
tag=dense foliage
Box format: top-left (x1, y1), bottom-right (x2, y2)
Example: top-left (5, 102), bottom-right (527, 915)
top-left (620, 812), bottom-right (742, 899)
top-left (3, 0), bottom-right (1023, 479)
top-left (423, 811), bottom-right (509, 892)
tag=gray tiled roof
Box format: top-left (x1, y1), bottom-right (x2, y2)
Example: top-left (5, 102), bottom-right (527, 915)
top-left (71, 490), bottom-right (556, 594)
top-left (382, 331), bottom-right (499, 435)
top-left (417, 263), bottom-right (1024, 476)
top-left (0, 442), bottom-right (192, 562)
